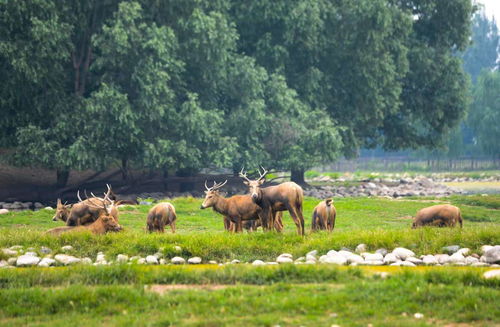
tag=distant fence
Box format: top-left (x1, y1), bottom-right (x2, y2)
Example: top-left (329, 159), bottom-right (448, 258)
top-left (320, 156), bottom-right (500, 172)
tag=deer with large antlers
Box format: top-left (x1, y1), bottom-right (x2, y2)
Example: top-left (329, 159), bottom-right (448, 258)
top-left (240, 167), bottom-right (305, 235)
top-left (200, 180), bottom-right (283, 232)
top-left (64, 184), bottom-right (119, 226)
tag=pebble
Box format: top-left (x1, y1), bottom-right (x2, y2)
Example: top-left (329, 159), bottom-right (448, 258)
top-left (422, 255), bottom-right (438, 265)
top-left (414, 313), bottom-right (424, 319)
top-left (38, 258), bottom-right (56, 267)
top-left (405, 257), bottom-right (423, 265)
top-left (171, 256), bottom-right (186, 264)
top-left (347, 254), bottom-right (365, 264)
top-left (16, 255), bottom-right (41, 267)
top-left (252, 260), bottom-right (266, 266)
top-left (355, 244), bottom-right (367, 253)
top-left (174, 246), bottom-right (182, 252)
top-left (306, 250), bottom-right (318, 257)
top-left (81, 257), bottom-right (92, 265)
top-left (434, 254), bottom-right (451, 264)
top-left (116, 254), bottom-right (129, 263)
top-left (159, 259), bottom-right (167, 265)
top-left (483, 269), bottom-right (500, 279)
top-left (188, 257), bottom-right (202, 264)
top-left (61, 245), bottom-right (74, 252)
top-left (44, 207), bottom-right (53, 210)
top-left (449, 252), bottom-right (465, 264)
top-left (277, 256), bottom-right (293, 264)
top-left (231, 259), bottom-right (241, 264)
top-left (392, 247), bottom-right (415, 260)
top-left (54, 254), bottom-right (81, 265)
top-left (375, 248), bottom-right (388, 256)
top-left (482, 245), bottom-right (500, 264)
top-left (457, 248), bottom-right (470, 256)
top-left (442, 245), bottom-right (460, 254)
top-left (7, 258), bottom-right (17, 265)
top-left (2, 249), bottom-right (18, 257)
top-left (362, 253), bottom-right (384, 261)
top-left (383, 253), bottom-right (398, 264)
top-left (322, 255), bottom-right (348, 265)
top-left (40, 247), bottom-right (52, 254)
top-left (146, 255), bottom-right (159, 264)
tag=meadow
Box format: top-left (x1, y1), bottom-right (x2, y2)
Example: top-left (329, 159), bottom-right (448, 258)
top-left (0, 194), bottom-right (499, 326)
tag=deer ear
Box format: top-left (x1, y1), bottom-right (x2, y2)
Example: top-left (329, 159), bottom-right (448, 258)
top-left (326, 199), bottom-right (333, 206)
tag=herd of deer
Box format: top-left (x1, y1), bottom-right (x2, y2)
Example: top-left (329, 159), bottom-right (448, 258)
top-left (47, 167), bottom-right (463, 236)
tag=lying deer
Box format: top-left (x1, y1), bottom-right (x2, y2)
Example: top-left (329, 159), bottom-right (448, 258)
top-left (46, 207), bottom-right (123, 236)
top-left (64, 185), bottom-right (119, 226)
top-left (147, 202), bottom-right (177, 233)
top-left (240, 167), bottom-right (305, 235)
top-left (311, 198), bottom-right (336, 232)
top-left (200, 180), bottom-right (282, 232)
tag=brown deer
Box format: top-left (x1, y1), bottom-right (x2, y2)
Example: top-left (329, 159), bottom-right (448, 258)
top-left (147, 202), bottom-right (177, 233)
top-left (52, 199), bottom-right (71, 222)
top-left (238, 213), bottom-right (284, 232)
top-left (200, 180), bottom-right (283, 232)
top-left (311, 198), bottom-right (336, 232)
top-left (46, 214), bottom-right (123, 236)
top-left (65, 185), bottom-right (119, 226)
top-left (240, 167), bottom-right (305, 235)
top-left (412, 204), bottom-right (463, 228)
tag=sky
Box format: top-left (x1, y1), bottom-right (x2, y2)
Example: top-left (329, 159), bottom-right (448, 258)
top-left (478, 0), bottom-right (500, 23)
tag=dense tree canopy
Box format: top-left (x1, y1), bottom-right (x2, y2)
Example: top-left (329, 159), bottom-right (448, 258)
top-left (0, 0), bottom-right (475, 185)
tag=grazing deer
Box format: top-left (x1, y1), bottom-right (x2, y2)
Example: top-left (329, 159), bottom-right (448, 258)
top-left (412, 204), bottom-right (463, 228)
top-left (240, 167), bottom-right (305, 235)
top-left (46, 214), bottom-right (123, 236)
top-left (147, 202), bottom-right (177, 233)
top-left (311, 198), bottom-right (336, 232)
top-left (65, 184), bottom-right (119, 226)
top-left (200, 180), bottom-right (282, 232)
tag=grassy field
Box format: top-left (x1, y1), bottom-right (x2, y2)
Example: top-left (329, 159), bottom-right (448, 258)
top-left (1, 194), bottom-right (499, 326)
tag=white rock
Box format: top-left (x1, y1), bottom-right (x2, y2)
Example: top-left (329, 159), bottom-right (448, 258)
top-left (483, 269), bottom-right (500, 279)
top-left (44, 206), bottom-right (54, 210)
top-left (435, 254), bottom-right (451, 264)
top-left (295, 256), bottom-right (305, 263)
top-left (306, 250), bottom-right (318, 257)
top-left (40, 247), bottom-right (52, 254)
top-left (231, 259), bottom-right (241, 264)
top-left (471, 262), bottom-right (489, 267)
top-left (266, 262), bottom-right (279, 265)
top-left (16, 255), bottom-right (40, 267)
top-left (322, 255), bottom-right (348, 265)
top-left (305, 260), bottom-right (316, 264)
top-left (252, 260), bottom-right (266, 266)
top-left (188, 257), bottom-right (202, 264)
top-left (137, 258), bottom-right (146, 264)
top-left (7, 258), bottom-right (17, 265)
top-left (10, 245), bottom-right (23, 250)
top-left (465, 256), bottom-right (479, 265)
top-left (481, 245), bottom-right (493, 254)
top-left (390, 261), bottom-right (404, 266)
top-left (347, 254), bottom-right (365, 264)
top-left (116, 254), bottom-right (129, 263)
top-left (338, 250), bottom-right (353, 258)
top-left (171, 256), bottom-right (186, 264)
top-left (0, 209), bottom-right (9, 214)
top-left (449, 252), bottom-right (465, 264)
top-left (305, 254), bottom-right (316, 262)
top-left (2, 249), bottom-right (17, 257)
top-left (414, 313), bottom-right (424, 319)
top-left (457, 248), bottom-right (470, 256)
top-left (355, 244), bottom-right (367, 253)
top-left (362, 260), bottom-right (384, 266)
top-left (482, 246), bottom-right (500, 264)
top-left (38, 258), bottom-right (56, 267)
top-left (61, 245), bottom-right (73, 252)
top-left (159, 259), bottom-right (167, 265)
top-left (96, 253), bottom-right (106, 263)
top-left (400, 261), bottom-right (416, 267)
top-left (81, 257), bottom-right (92, 265)
top-left (363, 253), bottom-right (384, 261)
top-left (55, 254), bottom-right (81, 265)
top-left (278, 253), bottom-right (293, 259)
top-left (383, 253), bottom-right (398, 264)
top-left (208, 260), bottom-right (217, 264)
top-left (392, 247), bottom-right (415, 260)
top-left (277, 256), bottom-right (293, 264)
top-left (174, 246), bottom-right (182, 252)
top-left (327, 250), bottom-right (338, 257)
top-left (24, 251), bottom-right (37, 257)
top-left (0, 260), bottom-right (8, 268)
top-left (422, 255), bottom-right (438, 265)
top-left (319, 255), bottom-right (328, 262)
top-left (405, 257), bottom-right (423, 265)
top-left (146, 255), bottom-right (159, 264)
top-left (129, 256), bottom-right (140, 262)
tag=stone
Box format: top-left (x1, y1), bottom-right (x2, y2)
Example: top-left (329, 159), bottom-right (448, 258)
top-left (40, 247), bottom-right (52, 254)
top-left (174, 246), bottom-right (182, 252)
top-left (392, 247), bottom-right (415, 260)
top-left (465, 256), bottom-right (479, 265)
top-left (457, 248), bottom-right (470, 256)
top-left (0, 260), bottom-right (8, 268)
top-left (231, 259), bottom-right (241, 264)
top-left (208, 260), bottom-right (217, 264)
top-left (375, 248), bottom-right (388, 256)
top-left (363, 253), bottom-right (384, 261)
top-left (322, 255), bottom-right (348, 265)
top-left (355, 244), bottom-right (367, 253)
top-left (481, 245), bottom-right (493, 254)
top-left (38, 258), bottom-right (56, 267)
top-left (347, 254), bottom-right (365, 264)
top-left (414, 313), bottom-right (424, 319)
top-left (34, 202), bottom-right (44, 209)
top-left (0, 209), bottom-right (9, 214)
top-left (252, 260), bottom-right (266, 266)
top-left (362, 260), bottom-right (384, 266)
top-left (449, 252), bottom-right (466, 264)
top-left (16, 255), bottom-right (40, 267)
top-left (471, 262), bottom-right (489, 267)
top-left (61, 245), bottom-right (74, 252)
top-left (159, 259), bottom-right (167, 265)
top-left (422, 255), bottom-right (438, 265)
top-left (55, 254), bottom-right (81, 265)
top-left (2, 249), bottom-right (18, 257)
top-left (400, 261), bottom-right (416, 267)
top-left (295, 256), bottom-right (306, 263)
top-left (153, 252), bottom-right (164, 259)
top-left (81, 257), bottom-right (92, 265)
top-left (327, 250), bottom-right (338, 257)
top-left (266, 262), bottom-right (278, 265)
top-left (277, 256), bottom-right (293, 264)
top-left (306, 250), bottom-right (318, 257)
top-left (116, 254), bottom-right (129, 263)
top-left (146, 255), bottom-right (159, 264)
top-left (10, 245), bottom-right (23, 251)
top-left (188, 257), bottom-right (202, 264)
top-left (483, 269), bottom-right (500, 279)
top-left (137, 258), bottom-right (146, 264)
top-left (96, 253), bottom-right (106, 263)
top-left (338, 250), bottom-right (353, 258)
top-left (442, 245), bottom-right (460, 254)
top-left (383, 253), bottom-right (398, 264)
top-left (482, 245), bottom-right (500, 264)
top-left (435, 254), bottom-right (451, 264)
top-left (305, 260), bottom-right (316, 264)
top-left (44, 207), bottom-right (53, 210)
top-left (171, 256), bottom-right (186, 264)
top-left (405, 257), bottom-right (423, 265)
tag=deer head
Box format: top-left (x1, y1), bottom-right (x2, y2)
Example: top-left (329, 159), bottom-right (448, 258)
top-left (239, 166), bottom-right (267, 201)
top-left (52, 198), bottom-right (70, 222)
top-left (99, 215), bottom-right (123, 232)
top-left (200, 180), bottom-right (227, 209)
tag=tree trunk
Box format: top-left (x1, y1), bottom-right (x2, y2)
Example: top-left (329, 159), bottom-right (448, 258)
top-left (291, 169), bottom-right (306, 185)
top-left (56, 169), bottom-right (70, 187)
top-left (121, 158), bottom-right (129, 181)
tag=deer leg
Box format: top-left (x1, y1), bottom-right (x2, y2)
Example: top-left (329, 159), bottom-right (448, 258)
top-left (170, 220), bottom-right (176, 233)
top-left (235, 218), bottom-right (243, 233)
top-left (223, 216), bottom-right (231, 231)
top-left (287, 205), bottom-right (305, 236)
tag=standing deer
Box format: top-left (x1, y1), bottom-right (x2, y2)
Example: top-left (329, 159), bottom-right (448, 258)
top-left (147, 202), bottom-right (177, 233)
top-left (200, 180), bottom-right (283, 232)
top-left (66, 184), bottom-right (119, 226)
top-left (311, 198), bottom-right (336, 232)
top-left (240, 167), bottom-right (305, 235)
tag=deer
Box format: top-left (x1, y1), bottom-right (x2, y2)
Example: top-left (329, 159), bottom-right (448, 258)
top-left (412, 204), bottom-right (463, 228)
top-left (200, 180), bottom-right (283, 232)
top-left (240, 167), bottom-right (305, 235)
top-left (64, 184), bottom-right (119, 226)
top-left (46, 214), bottom-right (123, 236)
top-left (238, 213), bottom-right (284, 232)
top-left (311, 198), bottom-right (336, 232)
top-left (147, 202), bottom-right (177, 233)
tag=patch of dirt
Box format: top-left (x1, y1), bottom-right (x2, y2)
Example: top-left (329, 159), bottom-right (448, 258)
top-left (146, 284), bottom-right (232, 294)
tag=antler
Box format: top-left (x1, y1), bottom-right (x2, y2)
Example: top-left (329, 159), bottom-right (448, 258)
top-left (205, 180), bottom-right (227, 192)
top-left (257, 166), bottom-right (268, 181)
top-left (239, 167), bottom-right (251, 183)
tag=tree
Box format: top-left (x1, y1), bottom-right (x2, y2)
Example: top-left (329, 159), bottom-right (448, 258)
top-left (468, 70), bottom-right (500, 157)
